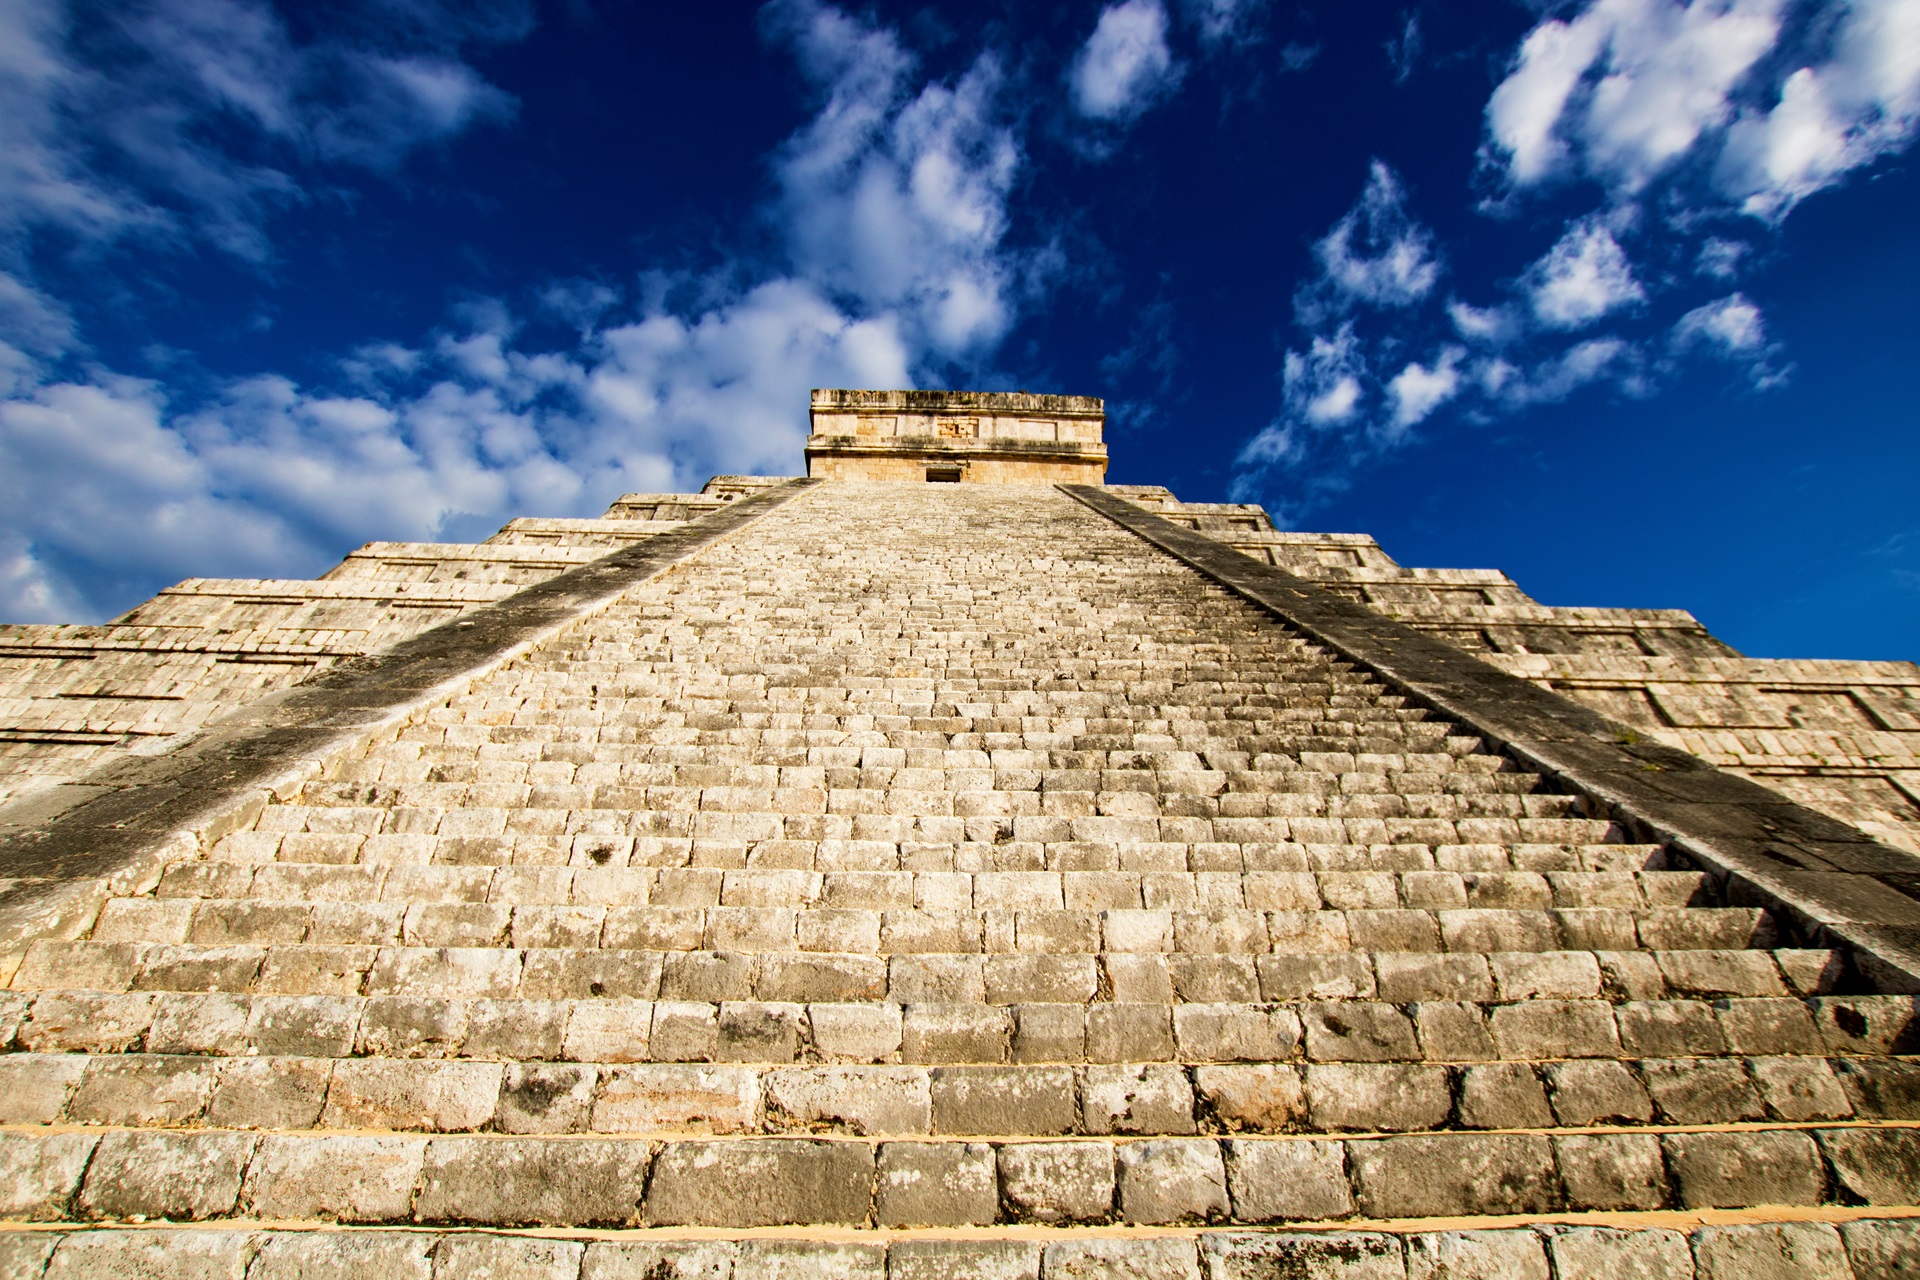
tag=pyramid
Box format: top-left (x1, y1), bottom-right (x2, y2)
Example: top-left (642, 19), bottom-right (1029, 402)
top-left (0, 389), bottom-right (1917, 1278)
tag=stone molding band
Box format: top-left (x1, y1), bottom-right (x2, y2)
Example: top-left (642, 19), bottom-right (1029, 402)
top-left (1061, 483), bottom-right (1920, 992)
top-left (0, 479), bottom-right (820, 956)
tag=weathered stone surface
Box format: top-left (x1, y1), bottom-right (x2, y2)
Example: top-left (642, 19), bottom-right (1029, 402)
top-left (1840, 1218), bottom-right (1920, 1279)
top-left (0, 1133), bottom-right (97, 1221)
top-left (932, 1066), bottom-right (1075, 1134)
top-left (249, 1232), bottom-right (436, 1280)
top-left (580, 1241), bottom-right (736, 1280)
top-left (642, 1139), bottom-right (873, 1226)
top-left (43, 1229), bottom-right (257, 1279)
top-left (766, 1065), bottom-right (930, 1134)
top-left (1552, 1133), bottom-right (1668, 1210)
top-left (1044, 1237), bottom-right (1200, 1280)
top-left (429, 1234), bottom-right (584, 1280)
top-left (1691, 1223), bottom-right (1851, 1280)
top-left (244, 1135), bottom-right (426, 1222)
top-left (1662, 1131), bottom-right (1825, 1208)
top-left (1116, 1139), bottom-right (1229, 1224)
top-left (999, 1141), bottom-right (1115, 1222)
top-left (1199, 1232), bottom-right (1401, 1280)
top-left (875, 1141), bottom-right (997, 1226)
top-left (888, 1240), bottom-right (1040, 1280)
top-left (1406, 1231), bottom-right (1549, 1280)
top-left (1815, 1126), bottom-right (1920, 1203)
top-left (1224, 1138), bottom-right (1353, 1221)
top-left (1349, 1134), bottom-right (1557, 1218)
top-left (1546, 1227), bottom-right (1694, 1280)
top-left (76, 1132), bottom-right (254, 1221)
top-left (414, 1137), bottom-right (648, 1225)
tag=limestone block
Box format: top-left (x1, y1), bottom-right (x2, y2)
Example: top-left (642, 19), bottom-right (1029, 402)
top-left (875, 1141), bottom-right (997, 1226)
top-left (0, 1132), bottom-right (97, 1220)
top-left (1552, 1133), bottom-right (1668, 1210)
top-left (1691, 1223), bottom-right (1851, 1280)
top-left (888, 1240), bottom-right (1041, 1280)
top-left (765, 1065), bottom-right (930, 1134)
top-left (77, 1131), bottom-right (256, 1221)
top-left (1193, 1064), bottom-right (1307, 1132)
top-left (415, 1136), bottom-right (648, 1226)
top-left (207, 1057), bottom-right (331, 1129)
top-left (1043, 1237), bottom-right (1200, 1280)
top-left (997, 1141), bottom-right (1113, 1223)
top-left (1662, 1131), bottom-right (1825, 1208)
top-left (642, 1139), bottom-right (873, 1226)
top-left (1305, 1064), bottom-right (1450, 1132)
top-left (1083, 1063), bottom-right (1196, 1135)
top-left (1545, 1060), bottom-right (1653, 1125)
top-left (1816, 1126), bottom-right (1920, 1204)
top-left (580, 1241), bottom-right (736, 1280)
top-left (932, 1065), bottom-right (1075, 1134)
top-left (429, 1234), bottom-right (584, 1280)
top-left (1198, 1233), bottom-right (1401, 1280)
top-left (1116, 1139), bottom-right (1228, 1224)
top-left (591, 1064), bottom-right (760, 1132)
top-left (1840, 1219), bottom-right (1920, 1279)
top-left (0, 1054), bottom-right (87, 1123)
top-left (495, 1063), bottom-right (598, 1133)
top-left (734, 1240), bottom-right (884, 1280)
top-left (322, 1059), bottom-right (503, 1132)
top-left (1224, 1138), bottom-right (1353, 1221)
top-left (1349, 1134), bottom-right (1557, 1218)
top-left (249, 1233), bottom-right (436, 1280)
top-left (1545, 1227), bottom-right (1694, 1280)
top-left (43, 1229), bottom-right (258, 1280)
top-left (1406, 1232), bottom-right (1549, 1280)
top-left (243, 1134), bottom-right (426, 1221)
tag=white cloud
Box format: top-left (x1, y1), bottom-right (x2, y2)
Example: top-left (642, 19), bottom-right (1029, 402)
top-left (1179, 0), bottom-right (1268, 48)
top-left (1671, 290), bottom-right (1786, 385)
top-left (1282, 323), bottom-right (1367, 426)
top-left (772, 0), bottom-right (1020, 355)
top-left (0, 0), bottom-right (524, 267)
top-left (1485, 0), bottom-right (1920, 216)
top-left (1447, 300), bottom-right (1521, 346)
top-left (1695, 236), bottom-right (1748, 278)
top-left (0, 0), bottom-right (1036, 623)
top-left (1485, 0), bottom-right (1784, 192)
top-left (1490, 336), bottom-right (1638, 405)
top-left (1524, 219), bottom-right (1645, 328)
top-left (1385, 13), bottom-right (1422, 85)
top-left (1387, 348), bottom-right (1464, 429)
top-left (1721, 0), bottom-right (1920, 218)
top-left (1070, 0), bottom-right (1181, 122)
top-left (1308, 162), bottom-right (1441, 312)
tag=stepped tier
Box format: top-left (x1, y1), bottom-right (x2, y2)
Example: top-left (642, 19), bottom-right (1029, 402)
top-left (2, 480), bottom-right (1917, 1277)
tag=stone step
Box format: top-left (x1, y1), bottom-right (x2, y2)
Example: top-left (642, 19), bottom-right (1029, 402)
top-left (137, 866), bottom-right (1707, 915)
top-left (9, 985), bottom-right (1907, 1068)
top-left (3, 1049), bottom-right (1914, 1135)
top-left (6, 1219), bottom-right (1920, 1280)
top-left (2, 1124), bottom-right (1915, 1230)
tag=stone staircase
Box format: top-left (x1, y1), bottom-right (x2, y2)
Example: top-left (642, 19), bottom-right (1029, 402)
top-left (2, 481), bottom-right (1917, 1278)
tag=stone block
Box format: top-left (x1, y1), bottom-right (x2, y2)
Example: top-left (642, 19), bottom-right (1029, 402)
top-left (0, 1132), bottom-right (97, 1220)
top-left (1553, 1133), bottom-right (1668, 1210)
top-left (1194, 1064), bottom-right (1307, 1132)
top-left (1302, 1003), bottom-right (1419, 1062)
top-left (932, 1065), bottom-right (1076, 1134)
top-left (1618, 1001), bottom-right (1727, 1056)
top-left (1640, 1058), bottom-right (1764, 1124)
top-left (581, 1241), bottom-right (737, 1279)
top-left (643, 1138), bottom-right (873, 1226)
top-left (765, 1065), bottom-right (931, 1134)
top-left (809, 1001), bottom-right (903, 1062)
top-left (999, 1141), bottom-right (1115, 1222)
top-left (1545, 1227), bottom-right (1693, 1280)
top-left (1224, 1138), bottom-right (1352, 1221)
top-left (591, 1064), bottom-right (760, 1132)
top-left (246, 994), bottom-right (360, 1057)
top-left (888, 1240), bottom-right (1040, 1280)
top-left (496, 1063), bottom-right (598, 1133)
top-left (1840, 1219), bottom-right (1920, 1279)
top-left (875, 1141), bottom-right (998, 1226)
top-left (208, 1057), bottom-right (331, 1129)
top-left (1662, 1130), bottom-right (1825, 1208)
top-left (250, 1233), bottom-right (436, 1280)
top-left (1349, 1134), bottom-right (1556, 1218)
top-left (1116, 1139), bottom-right (1228, 1224)
top-left (1406, 1231), bottom-right (1549, 1280)
top-left (1306, 1063), bottom-right (1450, 1132)
top-left (715, 1000), bottom-right (802, 1061)
top-left (1490, 951), bottom-right (1601, 1000)
top-left (647, 1001), bottom-right (718, 1061)
top-left (734, 1241), bottom-right (884, 1280)
top-left (0, 1054), bottom-right (87, 1124)
top-left (322, 1059), bottom-right (503, 1132)
top-left (77, 1131), bottom-right (255, 1221)
top-left (244, 1134), bottom-right (426, 1221)
top-left (1198, 1233), bottom-right (1401, 1280)
top-left (148, 991), bottom-right (251, 1055)
top-left (1373, 953), bottom-right (1489, 1002)
top-left (1014, 1002), bottom-right (1086, 1061)
top-left (429, 1234), bottom-right (584, 1280)
top-left (415, 1136), bottom-right (648, 1225)
top-left (1083, 1063), bottom-right (1196, 1134)
top-left (1487, 1000), bottom-right (1619, 1058)
top-left (559, 1000), bottom-right (652, 1062)
top-left (20, 992), bottom-right (155, 1053)
top-left (1457, 1063), bottom-right (1552, 1129)
top-left (1087, 1004), bottom-right (1175, 1062)
top-left (1545, 1060), bottom-right (1653, 1125)
top-left (43, 1229), bottom-right (258, 1279)
top-left (1410, 1001), bottom-right (1495, 1060)
top-left (1174, 1004), bottom-right (1298, 1062)
top-left (1716, 998), bottom-right (1823, 1055)
top-left (904, 1003), bottom-right (1009, 1063)
top-left (1691, 1223), bottom-right (1850, 1280)
top-left (1042, 1237), bottom-right (1200, 1279)
top-left (1816, 1126), bottom-right (1920, 1204)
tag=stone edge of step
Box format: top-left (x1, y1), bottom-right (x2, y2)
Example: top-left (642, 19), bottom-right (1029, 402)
top-left (1060, 485), bottom-right (1920, 994)
top-left (0, 481), bottom-right (820, 960)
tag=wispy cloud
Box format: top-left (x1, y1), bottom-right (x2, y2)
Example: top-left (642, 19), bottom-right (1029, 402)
top-left (1070, 0), bottom-right (1182, 124)
top-left (1299, 161), bottom-right (1441, 319)
top-left (0, 0), bottom-right (1039, 622)
top-left (1523, 218), bottom-right (1645, 329)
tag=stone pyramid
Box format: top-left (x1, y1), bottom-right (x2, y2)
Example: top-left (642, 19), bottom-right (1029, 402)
top-left (1, 390), bottom-right (1917, 1278)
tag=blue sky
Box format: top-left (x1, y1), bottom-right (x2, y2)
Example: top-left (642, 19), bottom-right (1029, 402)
top-left (1, 0), bottom-right (1915, 661)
